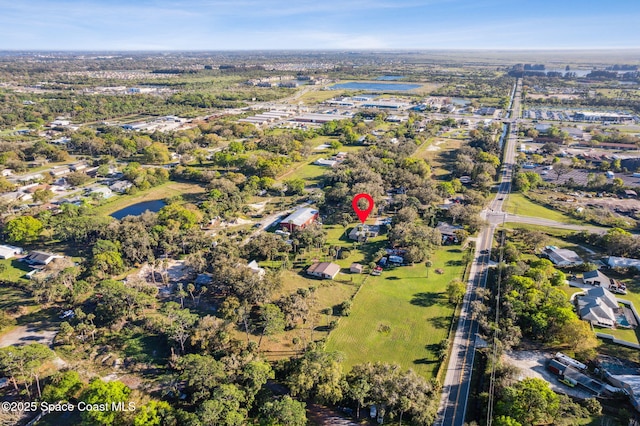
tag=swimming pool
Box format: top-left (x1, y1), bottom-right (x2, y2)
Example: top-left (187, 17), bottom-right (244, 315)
top-left (616, 313), bottom-right (631, 327)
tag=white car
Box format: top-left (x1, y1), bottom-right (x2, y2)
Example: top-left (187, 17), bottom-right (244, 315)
top-left (59, 309), bottom-right (75, 320)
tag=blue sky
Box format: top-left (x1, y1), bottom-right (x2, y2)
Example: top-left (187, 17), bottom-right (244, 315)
top-left (1, 0), bottom-right (639, 50)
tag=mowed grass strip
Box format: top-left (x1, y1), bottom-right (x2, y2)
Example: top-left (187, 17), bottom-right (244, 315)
top-left (504, 193), bottom-right (579, 223)
top-left (326, 247), bottom-right (465, 379)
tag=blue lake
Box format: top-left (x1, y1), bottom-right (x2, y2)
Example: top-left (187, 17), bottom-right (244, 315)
top-left (111, 200), bottom-right (166, 219)
top-left (330, 82), bottom-right (421, 91)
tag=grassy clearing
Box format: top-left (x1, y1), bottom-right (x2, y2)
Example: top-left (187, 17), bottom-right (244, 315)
top-left (277, 144), bottom-right (362, 183)
top-left (91, 181), bottom-right (206, 216)
top-left (414, 137), bottom-right (463, 178)
top-left (297, 89), bottom-right (342, 105)
top-left (504, 193), bottom-right (580, 223)
top-left (325, 246), bottom-right (465, 379)
top-left (0, 258), bottom-right (31, 285)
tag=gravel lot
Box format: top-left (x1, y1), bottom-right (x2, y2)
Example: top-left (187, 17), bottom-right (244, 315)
top-left (0, 323), bottom-right (57, 348)
top-left (502, 350), bottom-right (595, 399)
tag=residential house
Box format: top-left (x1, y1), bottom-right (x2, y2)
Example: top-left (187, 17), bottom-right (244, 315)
top-left (314, 158), bottom-right (338, 167)
top-left (49, 167), bottom-right (71, 177)
top-left (70, 163), bottom-right (88, 172)
top-left (246, 260), bottom-right (266, 277)
top-left (0, 244), bottom-right (23, 260)
top-left (435, 221), bottom-right (464, 244)
top-left (109, 180), bottom-right (133, 193)
top-left (577, 287), bottom-right (619, 328)
top-left (88, 186), bottom-right (114, 199)
top-left (348, 224), bottom-right (380, 242)
top-left (306, 262), bottom-right (341, 280)
top-left (583, 269), bottom-right (627, 294)
top-left (280, 207), bottom-right (319, 232)
top-left (542, 246), bottom-right (583, 267)
top-left (583, 269), bottom-right (610, 286)
top-left (606, 256), bottom-right (640, 269)
top-left (22, 251), bottom-right (63, 266)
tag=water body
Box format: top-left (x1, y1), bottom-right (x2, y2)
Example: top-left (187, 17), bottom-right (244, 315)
top-left (376, 75), bottom-right (405, 81)
top-left (330, 82), bottom-right (420, 91)
top-left (111, 200), bottom-right (166, 219)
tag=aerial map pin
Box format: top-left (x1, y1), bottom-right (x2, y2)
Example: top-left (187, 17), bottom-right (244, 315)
top-left (352, 193), bottom-right (374, 224)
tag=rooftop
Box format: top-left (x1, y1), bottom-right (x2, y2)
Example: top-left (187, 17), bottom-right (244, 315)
top-left (281, 207), bottom-right (319, 227)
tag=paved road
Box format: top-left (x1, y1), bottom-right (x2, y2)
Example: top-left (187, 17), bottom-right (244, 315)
top-left (436, 78), bottom-right (521, 426)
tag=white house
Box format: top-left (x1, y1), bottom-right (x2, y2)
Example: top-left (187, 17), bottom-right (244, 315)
top-left (0, 244), bottom-right (23, 260)
top-left (606, 256), bottom-right (640, 269)
top-left (88, 186), bottom-right (114, 199)
top-left (246, 260), bottom-right (266, 277)
top-left (542, 246), bottom-right (583, 267)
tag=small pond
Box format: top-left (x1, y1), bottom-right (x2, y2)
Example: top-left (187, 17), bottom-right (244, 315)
top-left (111, 200), bottom-right (166, 219)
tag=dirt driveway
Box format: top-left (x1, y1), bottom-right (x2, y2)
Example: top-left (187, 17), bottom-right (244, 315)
top-left (0, 322), bottom-right (57, 348)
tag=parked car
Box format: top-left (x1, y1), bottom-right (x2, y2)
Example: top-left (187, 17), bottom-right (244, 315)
top-left (59, 309), bottom-right (75, 320)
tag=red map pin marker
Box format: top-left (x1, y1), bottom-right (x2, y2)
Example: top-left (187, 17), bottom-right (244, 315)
top-left (352, 193), bottom-right (374, 224)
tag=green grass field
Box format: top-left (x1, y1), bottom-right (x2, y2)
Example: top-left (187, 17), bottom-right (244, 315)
top-left (0, 258), bottom-right (31, 284)
top-left (325, 246), bottom-right (465, 379)
top-left (296, 90), bottom-right (343, 105)
top-left (90, 181), bottom-right (206, 216)
top-left (504, 193), bottom-right (580, 223)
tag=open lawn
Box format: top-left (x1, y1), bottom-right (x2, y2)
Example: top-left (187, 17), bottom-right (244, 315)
top-left (91, 181), bottom-right (206, 216)
top-left (597, 326), bottom-right (640, 345)
top-left (414, 137), bottom-right (463, 178)
top-left (277, 144), bottom-right (362, 184)
top-left (325, 246), bottom-right (466, 379)
top-left (0, 258), bottom-right (31, 284)
top-left (504, 193), bottom-right (580, 224)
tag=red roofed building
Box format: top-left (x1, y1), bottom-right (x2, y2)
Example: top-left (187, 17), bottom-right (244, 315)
top-left (281, 207), bottom-right (319, 232)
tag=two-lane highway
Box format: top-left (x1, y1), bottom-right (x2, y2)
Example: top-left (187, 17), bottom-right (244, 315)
top-left (436, 78), bottom-right (522, 426)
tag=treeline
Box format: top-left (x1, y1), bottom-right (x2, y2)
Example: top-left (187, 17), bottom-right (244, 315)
top-left (472, 235), bottom-right (598, 357)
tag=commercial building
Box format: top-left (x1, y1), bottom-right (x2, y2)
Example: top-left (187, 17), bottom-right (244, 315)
top-left (280, 207), bottom-right (319, 232)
